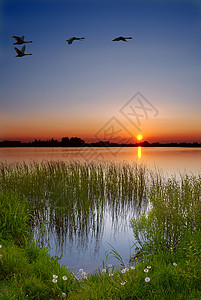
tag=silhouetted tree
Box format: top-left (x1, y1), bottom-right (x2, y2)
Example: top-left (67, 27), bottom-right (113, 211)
top-left (69, 137), bottom-right (85, 147)
top-left (61, 137), bottom-right (70, 146)
top-left (139, 141), bottom-right (150, 147)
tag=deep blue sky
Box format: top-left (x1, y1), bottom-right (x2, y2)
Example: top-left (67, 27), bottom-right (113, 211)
top-left (0, 0), bottom-right (201, 142)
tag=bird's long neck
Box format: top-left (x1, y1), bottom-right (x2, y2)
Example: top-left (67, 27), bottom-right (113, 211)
top-left (24, 41), bottom-right (33, 43)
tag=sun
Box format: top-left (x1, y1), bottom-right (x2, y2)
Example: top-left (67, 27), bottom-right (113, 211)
top-left (137, 134), bottom-right (143, 141)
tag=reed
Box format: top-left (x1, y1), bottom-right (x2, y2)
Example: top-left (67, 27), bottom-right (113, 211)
top-left (0, 161), bottom-right (200, 299)
top-left (0, 160), bottom-right (148, 248)
top-left (130, 173), bottom-right (201, 255)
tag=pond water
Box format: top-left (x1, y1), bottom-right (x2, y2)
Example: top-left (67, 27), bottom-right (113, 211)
top-left (0, 147), bottom-right (201, 273)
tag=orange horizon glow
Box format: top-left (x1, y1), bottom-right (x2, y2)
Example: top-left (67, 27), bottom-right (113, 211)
top-left (1, 133), bottom-right (201, 144)
top-left (1, 115), bottom-right (201, 144)
top-left (1, 107), bottom-right (201, 144)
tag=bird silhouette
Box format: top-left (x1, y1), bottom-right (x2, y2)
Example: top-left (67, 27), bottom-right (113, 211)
top-left (66, 37), bottom-right (85, 44)
top-left (14, 45), bottom-right (32, 57)
top-left (112, 36), bottom-right (132, 42)
top-left (11, 35), bottom-right (33, 45)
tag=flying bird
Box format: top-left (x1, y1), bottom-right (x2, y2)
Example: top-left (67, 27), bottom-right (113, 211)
top-left (112, 36), bottom-right (132, 42)
top-left (14, 45), bottom-right (32, 57)
top-left (66, 37), bottom-right (85, 44)
top-left (11, 35), bottom-right (33, 45)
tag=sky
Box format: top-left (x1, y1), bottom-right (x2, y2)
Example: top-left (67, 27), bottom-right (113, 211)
top-left (0, 0), bottom-right (201, 143)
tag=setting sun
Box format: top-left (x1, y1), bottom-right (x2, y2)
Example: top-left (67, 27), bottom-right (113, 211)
top-left (137, 134), bottom-right (143, 141)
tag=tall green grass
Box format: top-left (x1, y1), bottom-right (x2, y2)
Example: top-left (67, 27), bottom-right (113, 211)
top-left (67, 172), bottom-right (201, 299)
top-left (0, 161), bottom-right (148, 247)
top-left (0, 161), bottom-right (200, 299)
top-left (0, 160), bottom-right (148, 299)
top-left (0, 191), bottom-right (31, 245)
top-left (130, 174), bottom-right (201, 255)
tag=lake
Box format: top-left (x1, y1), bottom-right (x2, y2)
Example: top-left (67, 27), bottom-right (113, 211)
top-left (1, 146), bottom-right (201, 173)
top-left (0, 147), bottom-right (201, 273)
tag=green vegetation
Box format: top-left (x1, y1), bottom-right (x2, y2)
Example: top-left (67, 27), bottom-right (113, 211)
top-left (0, 161), bottom-right (200, 299)
top-left (0, 161), bottom-right (147, 247)
top-left (68, 173), bottom-right (201, 299)
top-left (0, 191), bottom-right (79, 299)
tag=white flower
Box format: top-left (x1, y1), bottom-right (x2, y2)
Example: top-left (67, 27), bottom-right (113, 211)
top-left (130, 266), bottom-right (135, 270)
top-left (62, 292), bottom-right (66, 297)
top-left (52, 279), bottom-right (57, 283)
top-left (79, 269), bottom-right (83, 273)
top-left (149, 204), bottom-right (153, 210)
top-left (121, 282), bottom-right (126, 285)
top-left (147, 266), bottom-right (151, 269)
top-left (102, 268), bottom-right (106, 273)
top-left (144, 268), bottom-right (149, 273)
top-left (81, 272), bottom-right (87, 280)
top-left (108, 264), bottom-right (113, 268)
top-left (0, 245), bottom-right (2, 249)
top-left (121, 269), bottom-right (126, 274)
top-left (62, 276), bottom-right (67, 281)
top-left (173, 263), bottom-right (177, 267)
top-left (53, 275), bottom-right (58, 279)
top-left (145, 277), bottom-right (150, 282)
top-left (109, 273), bottom-right (113, 277)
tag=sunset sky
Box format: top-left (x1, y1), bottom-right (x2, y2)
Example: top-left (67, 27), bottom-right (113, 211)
top-left (0, 0), bottom-right (201, 143)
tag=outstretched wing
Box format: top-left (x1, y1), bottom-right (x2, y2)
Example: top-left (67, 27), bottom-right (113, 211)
top-left (11, 36), bottom-right (21, 43)
top-left (20, 35), bottom-right (25, 41)
top-left (112, 37), bottom-right (123, 41)
top-left (21, 45), bottom-right (26, 54)
top-left (14, 47), bottom-right (22, 55)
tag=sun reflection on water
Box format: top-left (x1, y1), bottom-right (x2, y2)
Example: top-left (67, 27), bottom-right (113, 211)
top-left (138, 146), bottom-right (141, 159)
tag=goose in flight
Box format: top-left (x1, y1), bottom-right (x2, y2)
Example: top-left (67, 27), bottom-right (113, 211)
top-left (66, 37), bottom-right (85, 44)
top-left (112, 36), bottom-right (132, 42)
top-left (14, 45), bottom-right (32, 57)
top-left (11, 35), bottom-right (32, 45)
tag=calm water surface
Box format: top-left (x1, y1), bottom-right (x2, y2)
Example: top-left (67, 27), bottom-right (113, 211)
top-left (1, 147), bottom-right (201, 173)
top-left (0, 147), bottom-right (201, 273)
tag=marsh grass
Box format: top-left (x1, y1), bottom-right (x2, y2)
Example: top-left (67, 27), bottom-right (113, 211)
top-left (0, 191), bottom-right (31, 245)
top-left (0, 161), bottom-right (148, 248)
top-left (0, 191), bottom-right (78, 299)
top-left (0, 160), bottom-right (149, 299)
top-left (67, 172), bottom-right (201, 299)
top-left (130, 173), bottom-right (201, 255)
top-left (0, 160), bottom-right (200, 299)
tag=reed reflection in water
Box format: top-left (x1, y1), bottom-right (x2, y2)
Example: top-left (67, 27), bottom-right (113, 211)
top-left (0, 161), bottom-right (148, 270)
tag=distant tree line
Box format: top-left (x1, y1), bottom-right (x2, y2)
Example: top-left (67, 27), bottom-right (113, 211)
top-left (0, 137), bottom-right (201, 147)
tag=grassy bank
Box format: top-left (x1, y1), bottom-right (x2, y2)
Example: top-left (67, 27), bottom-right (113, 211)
top-left (0, 191), bottom-right (79, 299)
top-left (0, 161), bottom-right (200, 299)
